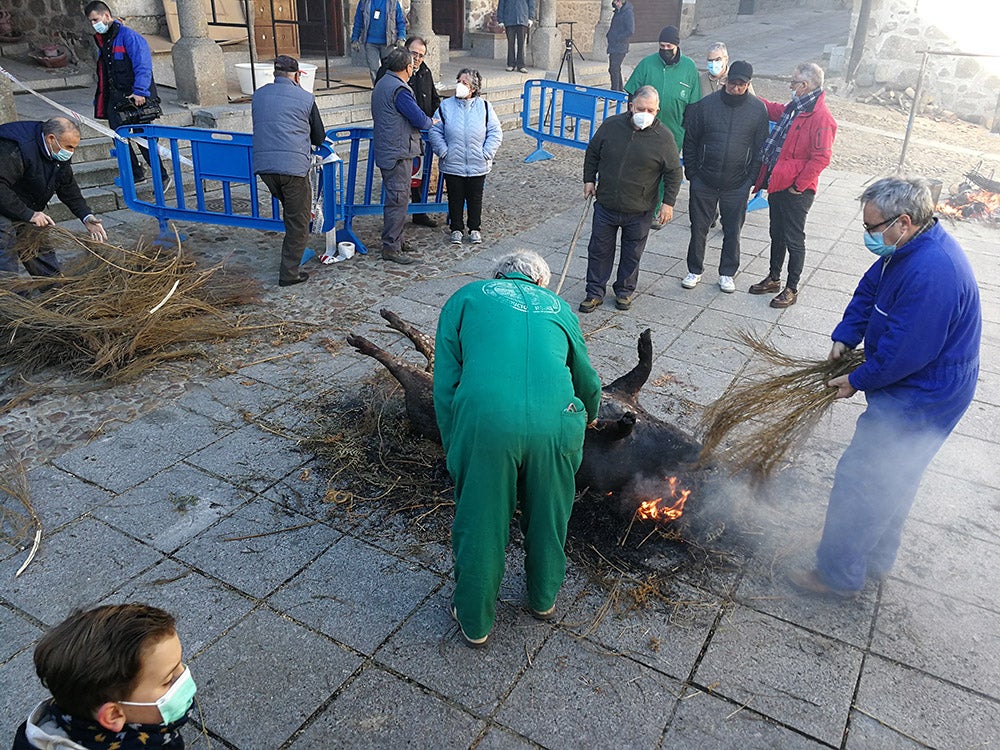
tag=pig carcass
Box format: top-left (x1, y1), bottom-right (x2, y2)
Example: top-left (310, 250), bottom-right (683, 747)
top-left (346, 309), bottom-right (702, 494)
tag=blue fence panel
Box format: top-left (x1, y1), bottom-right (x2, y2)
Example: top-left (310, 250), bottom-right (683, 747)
top-left (324, 126), bottom-right (448, 255)
top-left (114, 125), bottom-right (342, 241)
top-left (520, 80), bottom-right (628, 162)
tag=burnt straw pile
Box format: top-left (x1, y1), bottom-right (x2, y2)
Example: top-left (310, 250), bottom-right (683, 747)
top-left (698, 330), bottom-right (865, 480)
top-left (0, 228), bottom-right (261, 407)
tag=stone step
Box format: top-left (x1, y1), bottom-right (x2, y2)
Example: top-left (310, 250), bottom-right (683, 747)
top-left (48, 185), bottom-right (122, 222)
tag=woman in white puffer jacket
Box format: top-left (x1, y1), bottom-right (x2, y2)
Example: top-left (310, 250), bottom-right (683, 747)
top-left (429, 68), bottom-right (503, 246)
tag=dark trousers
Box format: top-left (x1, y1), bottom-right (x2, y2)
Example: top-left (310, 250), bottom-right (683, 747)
top-left (686, 177), bottom-right (749, 277)
top-left (260, 173), bottom-right (311, 283)
top-left (443, 173), bottom-right (485, 232)
top-left (505, 25), bottom-right (527, 68)
top-left (584, 201), bottom-right (653, 300)
top-left (767, 188), bottom-right (815, 291)
top-left (107, 106), bottom-right (167, 183)
top-left (380, 158), bottom-right (412, 255)
top-left (0, 216), bottom-right (60, 277)
top-left (608, 53), bottom-right (626, 91)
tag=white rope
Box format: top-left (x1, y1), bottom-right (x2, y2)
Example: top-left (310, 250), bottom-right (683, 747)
top-left (0, 65), bottom-right (192, 167)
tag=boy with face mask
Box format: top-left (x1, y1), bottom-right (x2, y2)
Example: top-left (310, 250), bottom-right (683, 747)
top-left (12, 604), bottom-right (197, 750)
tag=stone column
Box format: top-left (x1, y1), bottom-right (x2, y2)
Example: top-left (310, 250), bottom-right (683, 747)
top-left (531, 0), bottom-right (563, 72)
top-left (592, 0), bottom-right (614, 59)
top-left (409, 0), bottom-right (448, 79)
top-left (171, 0), bottom-right (228, 106)
top-left (0, 73), bottom-right (16, 125)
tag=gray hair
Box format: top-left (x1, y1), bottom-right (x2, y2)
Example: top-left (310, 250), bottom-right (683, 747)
top-left (43, 117), bottom-right (81, 139)
top-left (707, 42), bottom-right (727, 58)
top-left (861, 176), bottom-right (935, 226)
top-left (632, 85), bottom-right (660, 106)
top-left (457, 67), bottom-right (483, 95)
top-left (795, 62), bottom-right (824, 91)
top-left (493, 250), bottom-right (552, 287)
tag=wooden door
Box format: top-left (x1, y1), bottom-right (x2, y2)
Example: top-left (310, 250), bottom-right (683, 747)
top-left (297, 0), bottom-right (345, 55)
top-left (431, 0), bottom-right (464, 50)
top-left (629, 0), bottom-right (680, 43)
top-left (255, 0), bottom-right (300, 58)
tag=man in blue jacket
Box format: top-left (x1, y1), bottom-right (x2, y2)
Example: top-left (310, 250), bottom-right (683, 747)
top-left (351, 0), bottom-right (407, 82)
top-left (790, 176), bottom-right (981, 598)
top-left (606, 0), bottom-right (634, 91)
top-left (252, 56), bottom-right (326, 287)
top-left (85, 1), bottom-right (166, 186)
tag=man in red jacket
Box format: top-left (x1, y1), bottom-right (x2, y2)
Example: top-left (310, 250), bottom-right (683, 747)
top-left (749, 62), bottom-right (836, 308)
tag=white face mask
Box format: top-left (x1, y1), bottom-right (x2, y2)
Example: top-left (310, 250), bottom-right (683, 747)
top-left (454, 82), bottom-right (472, 99)
top-left (632, 111), bottom-right (655, 130)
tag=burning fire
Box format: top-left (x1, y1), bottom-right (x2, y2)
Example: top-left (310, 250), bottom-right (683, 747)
top-left (636, 476), bottom-right (691, 522)
top-left (937, 189), bottom-right (1000, 221)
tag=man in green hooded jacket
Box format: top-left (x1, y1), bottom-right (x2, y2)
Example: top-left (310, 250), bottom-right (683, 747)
top-left (434, 250), bottom-right (602, 647)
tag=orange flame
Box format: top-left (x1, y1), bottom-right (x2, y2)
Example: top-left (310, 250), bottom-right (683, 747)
top-left (937, 190), bottom-right (1000, 221)
top-left (636, 476), bottom-right (691, 522)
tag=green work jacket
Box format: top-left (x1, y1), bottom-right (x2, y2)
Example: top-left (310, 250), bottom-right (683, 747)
top-left (624, 53), bottom-right (701, 151)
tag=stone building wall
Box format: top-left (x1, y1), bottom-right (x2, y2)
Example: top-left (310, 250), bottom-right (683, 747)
top-left (8, 0), bottom-right (165, 40)
top-left (847, 0), bottom-right (1000, 126)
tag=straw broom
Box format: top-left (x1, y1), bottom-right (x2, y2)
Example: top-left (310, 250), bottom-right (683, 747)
top-left (698, 330), bottom-right (865, 480)
top-left (0, 228), bottom-right (262, 396)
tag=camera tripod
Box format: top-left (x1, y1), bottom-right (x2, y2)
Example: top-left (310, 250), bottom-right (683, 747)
top-left (555, 21), bottom-right (585, 85)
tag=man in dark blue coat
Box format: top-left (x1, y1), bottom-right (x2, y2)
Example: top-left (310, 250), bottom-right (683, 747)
top-left (85, 1), bottom-right (167, 186)
top-left (606, 0), bottom-right (634, 91)
top-left (790, 176), bottom-right (981, 598)
top-left (252, 55), bottom-right (326, 287)
top-left (0, 117), bottom-right (107, 278)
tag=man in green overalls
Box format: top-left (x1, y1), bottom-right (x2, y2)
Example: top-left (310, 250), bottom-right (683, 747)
top-left (434, 250), bottom-right (602, 647)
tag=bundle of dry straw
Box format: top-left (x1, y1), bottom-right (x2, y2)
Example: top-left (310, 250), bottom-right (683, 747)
top-left (698, 331), bottom-right (864, 479)
top-left (0, 228), bottom-right (260, 400)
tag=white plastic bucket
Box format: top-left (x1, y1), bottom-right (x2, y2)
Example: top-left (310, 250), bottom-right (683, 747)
top-left (236, 62), bottom-right (317, 94)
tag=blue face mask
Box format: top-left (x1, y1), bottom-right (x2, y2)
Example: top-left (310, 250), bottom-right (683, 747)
top-left (863, 216), bottom-right (900, 256)
top-left (92, 20), bottom-right (109, 34)
top-left (48, 136), bottom-right (73, 162)
top-left (707, 60), bottom-right (725, 77)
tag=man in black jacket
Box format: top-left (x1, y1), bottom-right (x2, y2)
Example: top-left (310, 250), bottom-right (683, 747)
top-left (375, 36), bottom-right (440, 227)
top-left (606, 0), bottom-right (634, 92)
top-left (0, 117), bottom-right (107, 278)
top-left (580, 86), bottom-right (682, 313)
top-left (681, 61), bottom-right (768, 293)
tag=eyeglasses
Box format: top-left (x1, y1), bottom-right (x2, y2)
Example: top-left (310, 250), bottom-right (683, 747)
top-left (790, 78), bottom-right (808, 87)
top-left (410, 52), bottom-right (425, 60)
top-left (707, 56), bottom-right (725, 62)
top-left (862, 215), bottom-right (900, 234)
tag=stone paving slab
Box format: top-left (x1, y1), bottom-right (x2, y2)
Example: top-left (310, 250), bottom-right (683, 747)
top-left (695, 607), bottom-right (864, 746)
top-left (171, 496), bottom-right (339, 599)
top-left (494, 631), bottom-right (683, 748)
top-left (190, 607), bottom-right (362, 748)
top-left (286, 665), bottom-right (486, 749)
top-left (851, 653), bottom-right (1000, 750)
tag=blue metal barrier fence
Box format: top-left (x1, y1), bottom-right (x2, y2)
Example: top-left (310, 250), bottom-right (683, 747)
top-left (520, 80), bottom-right (628, 163)
top-left (325, 126), bottom-right (447, 255)
top-left (114, 124), bottom-right (342, 241)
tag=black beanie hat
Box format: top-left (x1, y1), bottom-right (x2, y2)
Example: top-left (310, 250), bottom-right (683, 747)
top-left (658, 26), bottom-right (680, 45)
top-left (727, 60), bottom-right (753, 82)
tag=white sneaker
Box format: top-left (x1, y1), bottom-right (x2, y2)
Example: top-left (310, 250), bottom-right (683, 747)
top-left (450, 230), bottom-right (463, 245)
top-left (681, 273), bottom-right (701, 289)
top-left (719, 275), bottom-right (736, 293)
top-left (469, 230), bottom-right (482, 244)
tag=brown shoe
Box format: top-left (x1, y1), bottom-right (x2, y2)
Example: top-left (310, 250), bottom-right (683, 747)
top-left (614, 295), bottom-right (633, 310)
top-left (770, 287), bottom-right (797, 308)
top-left (788, 568), bottom-right (858, 600)
top-left (578, 297), bottom-right (603, 313)
top-left (749, 275), bottom-right (781, 295)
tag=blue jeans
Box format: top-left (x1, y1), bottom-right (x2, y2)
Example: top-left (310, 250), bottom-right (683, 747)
top-left (815, 393), bottom-right (960, 591)
top-left (584, 201), bottom-right (653, 301)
